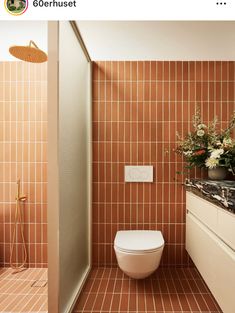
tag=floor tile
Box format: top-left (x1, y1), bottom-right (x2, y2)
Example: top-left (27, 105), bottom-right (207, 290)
top-left (0, 267), bottom-right (48, 313)
top-left (73, 267), bottom-right (222, 313)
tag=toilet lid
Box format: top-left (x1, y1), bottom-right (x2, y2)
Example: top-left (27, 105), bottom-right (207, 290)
top-left (114, 230), bottom-right (164, 253)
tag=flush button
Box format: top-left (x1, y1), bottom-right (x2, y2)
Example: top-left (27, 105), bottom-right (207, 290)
top-left (125, 166), bottom-right (153, 182)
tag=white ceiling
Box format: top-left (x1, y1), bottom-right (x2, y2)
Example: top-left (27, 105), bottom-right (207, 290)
top-left (0, 21), bottom-right (47, 62)
top-left (77, 21), bottom-right (235, 60)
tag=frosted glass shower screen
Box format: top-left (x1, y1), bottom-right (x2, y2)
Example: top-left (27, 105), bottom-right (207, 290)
top-left (58, 21), bottom-right (91, 313)
top-left (47, 21), bottom-right (91, 313)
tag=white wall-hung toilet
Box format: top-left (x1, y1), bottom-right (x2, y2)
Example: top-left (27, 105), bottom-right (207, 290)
top-left (114, 230), bottom-right (164, 279)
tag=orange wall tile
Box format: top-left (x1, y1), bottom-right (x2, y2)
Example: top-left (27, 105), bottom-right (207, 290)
top-left (92, 61), bottom-right (235, 267)
top-left (0, 62), bottom-right (47, 268)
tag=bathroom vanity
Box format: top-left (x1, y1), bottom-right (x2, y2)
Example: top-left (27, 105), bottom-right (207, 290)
top-left (186, 189), bottom-right (235, 313)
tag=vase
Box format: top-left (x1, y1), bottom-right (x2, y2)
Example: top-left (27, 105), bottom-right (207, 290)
top-left (208, 167), bottom-right (227, 180)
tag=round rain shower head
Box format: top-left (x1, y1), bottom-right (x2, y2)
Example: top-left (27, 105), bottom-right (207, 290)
top-left (9, 40), bottom-right (47, 63)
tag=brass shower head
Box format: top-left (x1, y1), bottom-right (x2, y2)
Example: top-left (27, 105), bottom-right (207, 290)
top-left (9, 40), bottom-right (47, 63)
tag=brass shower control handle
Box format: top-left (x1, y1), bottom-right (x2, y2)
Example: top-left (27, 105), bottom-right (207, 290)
top-left (16, 195), bottom-right (27, 202)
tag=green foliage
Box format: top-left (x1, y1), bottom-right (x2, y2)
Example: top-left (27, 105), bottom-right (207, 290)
top-left (18, 1), bottom-right (24, 9)
top-left (8, 5), bottom-right (16, 10)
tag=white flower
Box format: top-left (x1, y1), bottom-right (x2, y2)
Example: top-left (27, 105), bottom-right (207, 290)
top-left (210, 149), bottom-right (224, 159)
top-left (215, 141), bottom-right (222, 147)
top-left (205, 157), bottom-right (219, 169)
top-left (197, 123), bottom-right (207, 130)
top-left (183, 151), bottom-right (193, 156)
top-left (197, 130), bottom-right (205, 137)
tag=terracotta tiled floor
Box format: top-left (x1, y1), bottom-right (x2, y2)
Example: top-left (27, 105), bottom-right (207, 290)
top-left (0, 267), bottom-right (47, 313)
top-left (73, 267), bottom-right (222, 313)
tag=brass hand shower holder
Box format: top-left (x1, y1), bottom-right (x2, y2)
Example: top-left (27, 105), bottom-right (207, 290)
top-left (10, 179), bottom-right (28, 271)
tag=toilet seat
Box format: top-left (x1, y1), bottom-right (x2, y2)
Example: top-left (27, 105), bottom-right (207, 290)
top-left (114, 245), bottom-right (162, 254)
top-left (114, 230), bottom-right (164, 254)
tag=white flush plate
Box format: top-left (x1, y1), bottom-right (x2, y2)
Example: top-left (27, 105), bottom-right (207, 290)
top-left (125, 166), bottom-right (153, 182)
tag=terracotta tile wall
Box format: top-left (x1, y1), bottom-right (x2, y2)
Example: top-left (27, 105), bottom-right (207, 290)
top-left (92, 61), bottom-right (235, 267)
top-left (0, 62), bottom-right (47, 268)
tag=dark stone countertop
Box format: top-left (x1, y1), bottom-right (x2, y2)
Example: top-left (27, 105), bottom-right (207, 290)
top-left (185, 179), bottom-right (235, 215)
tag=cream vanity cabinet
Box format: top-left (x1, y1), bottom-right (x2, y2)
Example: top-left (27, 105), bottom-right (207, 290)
top-left (186, 191), bottom-right (235, 313)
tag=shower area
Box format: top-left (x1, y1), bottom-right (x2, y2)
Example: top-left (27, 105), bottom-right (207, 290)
top-left (0, 20), bottom-right (91, 313)
top-left (0, 22), bottom-right (48, 312)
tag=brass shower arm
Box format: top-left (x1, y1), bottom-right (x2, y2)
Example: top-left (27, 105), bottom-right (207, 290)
top-left (29, 40), bottom-right (39, 49)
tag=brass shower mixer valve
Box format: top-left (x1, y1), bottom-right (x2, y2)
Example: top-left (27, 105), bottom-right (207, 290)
top-left (16, 195), bottom-right (27, 202)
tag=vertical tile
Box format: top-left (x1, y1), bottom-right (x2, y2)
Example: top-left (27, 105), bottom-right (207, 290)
top-left (0, 62), bottom-right (47, 268)
top-left (92, 61), bottom-right (234, 268)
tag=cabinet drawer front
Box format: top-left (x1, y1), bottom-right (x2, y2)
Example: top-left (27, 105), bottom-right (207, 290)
top-left (186, 191), bottom-right (217, 231)
top-left (186, 212), bottom-right (235, 313)
top-left (217, 209), bottom-right (235, 251)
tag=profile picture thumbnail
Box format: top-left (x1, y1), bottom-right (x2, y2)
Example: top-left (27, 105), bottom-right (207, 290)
top-left (5, 0), bottom-right (28, 15)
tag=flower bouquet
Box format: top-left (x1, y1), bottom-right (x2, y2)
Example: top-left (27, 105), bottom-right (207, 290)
top-left (176, 107), bottom-right (235, 178)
